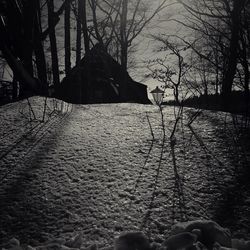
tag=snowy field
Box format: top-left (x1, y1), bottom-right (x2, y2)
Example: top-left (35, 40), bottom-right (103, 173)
top-left (0, 97), bottom-right (250, 247)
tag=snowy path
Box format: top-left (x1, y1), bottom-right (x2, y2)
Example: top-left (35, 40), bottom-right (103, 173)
top-left (0, 97), bottom-right (250, 246)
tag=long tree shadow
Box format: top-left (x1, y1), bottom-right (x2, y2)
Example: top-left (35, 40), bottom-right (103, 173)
top-left (139, 139), bottom-right (188, 233)
top-left (224, 114), bottom-right (250, 173)
top-left (0, 102), bottom-right (70, 162)
top-left (129, 139), bottom-right (155, 208)
top-left (213, 174), bottom-right (250, 232)
top-left (0, 109), bottom-right (76, 243)
top-left (203, 113), bottom-right (250, 233)
top-left (140, 109), bottom-right (188, 232)
top-left (187, 124), bottom-right (223, 184)
top-left (0, 121), bottom-right (42, 160)
top-left (140, 139), bottom-right (166, 231)
top-left (0, 111), bottom-right (71, 183)
top-left (170, 141), bottom-right (187, 224)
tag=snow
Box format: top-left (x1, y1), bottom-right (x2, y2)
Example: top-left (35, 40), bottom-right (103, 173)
top-left (0, 97), bottom-right (250, 247)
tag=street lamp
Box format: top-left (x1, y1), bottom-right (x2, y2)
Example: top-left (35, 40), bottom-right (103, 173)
top-left (150, 86), bottom-right (166, 138)
top-left (150, 86), bottom-right (164, 106)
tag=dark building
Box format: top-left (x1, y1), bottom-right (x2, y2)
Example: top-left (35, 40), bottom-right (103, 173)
top-left (57, 44), bottom-right (150, 104)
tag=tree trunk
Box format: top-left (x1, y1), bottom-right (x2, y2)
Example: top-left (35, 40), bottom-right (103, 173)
top-left (90, 0), bottom-right (104, 47)
top-left (18, 0), bottom-right (36, 96)
top-left (0, 1), bottom-right (43, 95)
top-left (81, 0), bottom-right (90, 54)
top-left (215, 51), bottom-right (219, 96)
top-left (240, 6), bottom-right (250, 112)
top-left (81, 0), bottom-right (91, 102)
top-left (0, 44), bottom-right (41, 93)
top-left (242, 54), bottom-right (250, 111)
top-left (120, 44), bottom-right (128, 101)
top-left (221, 0), bottom-right (244, 109)
top-left (22, 0), bottom-right (35, 77)
top-left (65, 0), bottom-right (71, 75)
top-left (119, 0), bottom-right (128, 101)
top-left (34, 0), bottom-right (47, 90)
top-left (48, 0), bottom-right (60, 92)
top-left (174, 87), bottom-right (179, 105)
top-left (76, 0), bottom-right (82, 65)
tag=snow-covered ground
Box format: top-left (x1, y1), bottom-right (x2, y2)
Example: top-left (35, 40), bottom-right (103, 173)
top-left (0, 97), bottom-right (250, 247)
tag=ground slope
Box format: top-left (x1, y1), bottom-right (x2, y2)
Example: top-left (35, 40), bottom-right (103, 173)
top-left (0, 97), bottom-right (250, 247)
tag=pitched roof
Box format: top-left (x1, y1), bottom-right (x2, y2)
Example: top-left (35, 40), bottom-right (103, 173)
top-left (58, 43), bottom-right (150, 104)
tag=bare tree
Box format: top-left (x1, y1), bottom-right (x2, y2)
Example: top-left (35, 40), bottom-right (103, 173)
top-left (147, 36), bottom-right (189, 104)
top-left (75, 0), bottom-right (82, 65)
top-left (71, 0), bottom-right (90, 65)
top-left (42, 0), bottom-right (74, 40)
top-left (89, 0), bottom-right (173, 100)
top-left (47, 0), bottom-right (60, 92)
top-left (176, 0), bottom-right (248, 109)
top-left (81, 0), bottom-right (90, 53)
top-left (221, 0), bottom-right (247, 107)
top-left (0, 0), bottom-right (45, 94)
top-left (238, 4), bottom-right (250, 105)
top-left (34, 0), bottom-right (47, 89)
top-left (65, 0), bottom-right (71, 75)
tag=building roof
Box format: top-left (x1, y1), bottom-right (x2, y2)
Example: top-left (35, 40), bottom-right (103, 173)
top-left (58, 44), bottom-right (150, 104)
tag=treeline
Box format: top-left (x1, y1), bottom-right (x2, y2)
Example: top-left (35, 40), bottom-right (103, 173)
top-left (0, 0), bottom-right (169, 101)
top-left (1, 0), bottom-right (249, 111)
top-left (148, 0), bottom-right (250, 111)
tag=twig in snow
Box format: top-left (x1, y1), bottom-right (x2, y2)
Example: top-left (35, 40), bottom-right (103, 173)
top-left (186, 109), bottom-right (202, 126)
top-left (159, 105), bottom-right (166, 140)
top-left (42, 96), bottom-right (48, 122)
top-left (26, 97), bottom-right (36, 121)
top-left (170, 117), bottom-right (180, 142)
top-left (170, 104), bottom-right (183, 141)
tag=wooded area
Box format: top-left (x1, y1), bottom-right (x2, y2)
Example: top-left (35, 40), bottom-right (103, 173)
top-left (0, 0), bottom-right (249, 112)
top-left (0, 0), bottom-right (168, 101)
top-left (147, 0), bottom-right (250, 112)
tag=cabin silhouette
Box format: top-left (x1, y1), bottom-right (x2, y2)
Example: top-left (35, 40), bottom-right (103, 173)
top-left (58, 44), bottom-right (150, 104)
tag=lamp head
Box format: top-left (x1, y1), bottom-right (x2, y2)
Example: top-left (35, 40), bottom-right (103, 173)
top-left (150, 86), bottom-right (164, 106)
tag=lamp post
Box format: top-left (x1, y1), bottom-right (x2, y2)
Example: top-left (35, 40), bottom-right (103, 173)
top-left (151, 86), bottom-right (165, 138)
top-left (150, 86), bottom-right (164, 106)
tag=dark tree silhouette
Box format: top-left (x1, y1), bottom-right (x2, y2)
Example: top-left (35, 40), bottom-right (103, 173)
top-left (176, 0), bottom-right (249, 110)
top-left (88, 0), bottom-right (171, 101)
top-left (64, 0), bottom-right (71, 76)
top-left (47, 0), bottom-right (60, 92)
top-left (221, 0), bottom-right (247, 108)
top-left (0, 0), bottom-right (46, 95)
